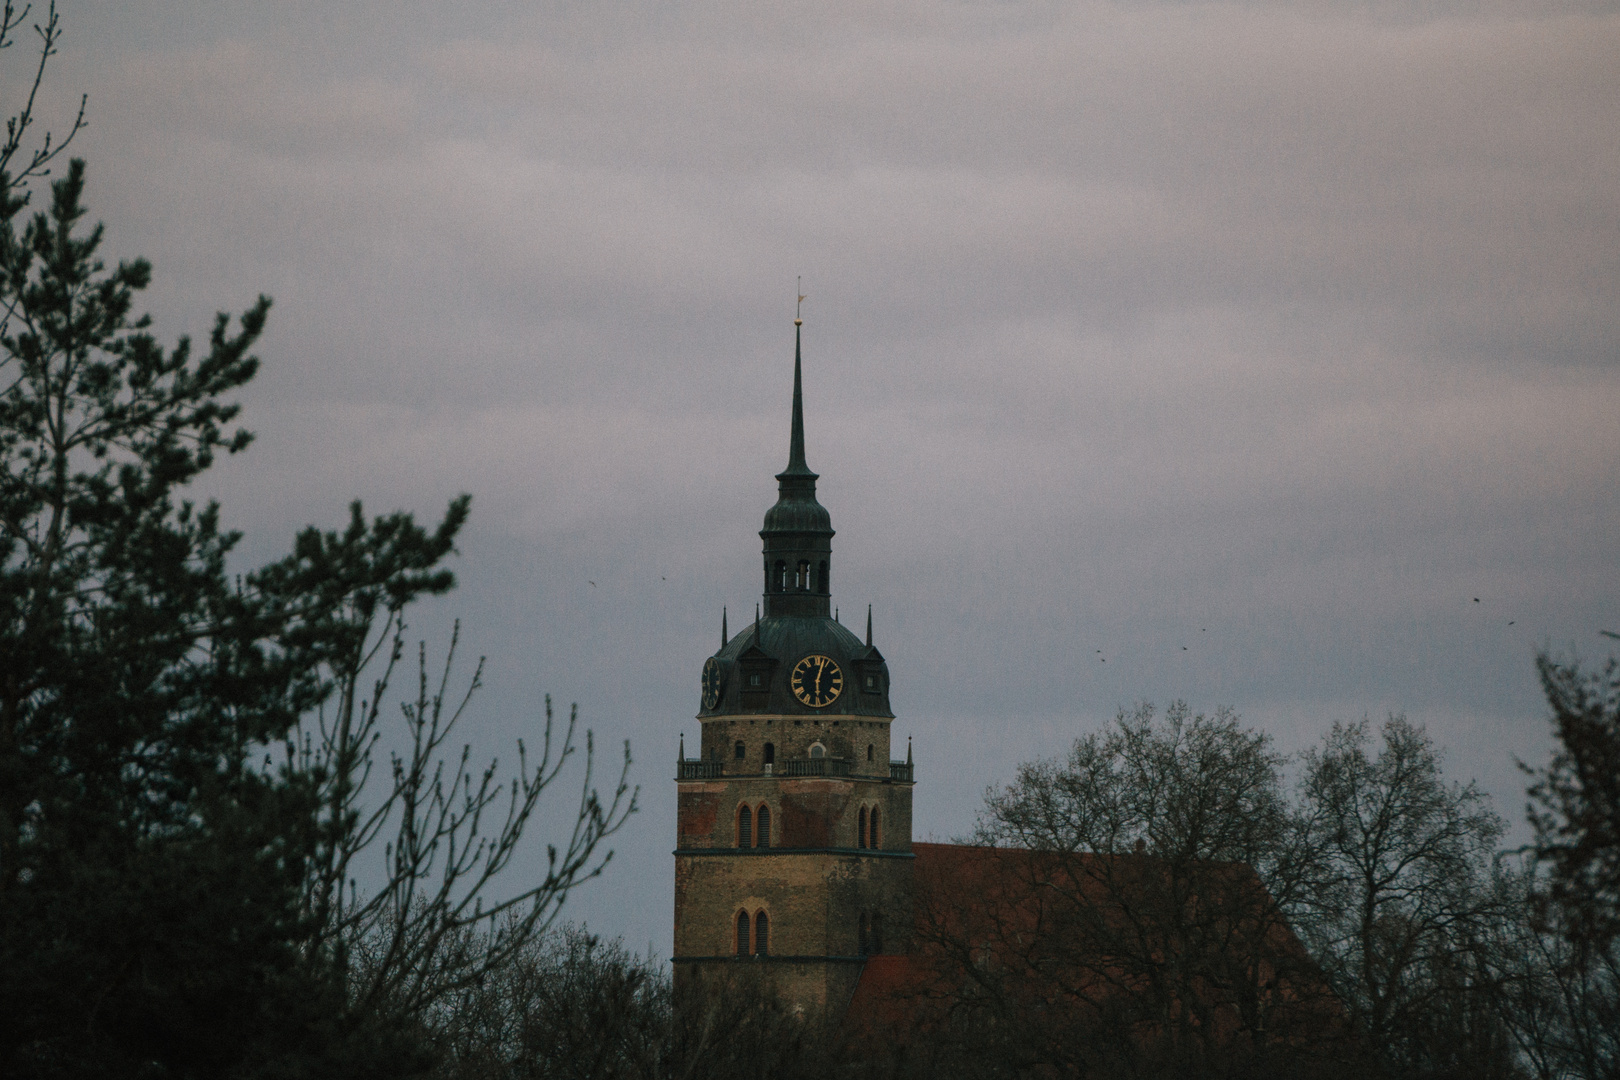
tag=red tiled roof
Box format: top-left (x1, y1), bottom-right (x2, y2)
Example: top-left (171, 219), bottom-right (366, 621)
top-left (845, 842), bottom-right (1340, 1047)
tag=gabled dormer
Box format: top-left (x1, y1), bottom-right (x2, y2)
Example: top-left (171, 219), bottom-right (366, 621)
top-left (851, 605), bottom-right (889, 698)
top-left (734, 625), bottom-right (778, 712)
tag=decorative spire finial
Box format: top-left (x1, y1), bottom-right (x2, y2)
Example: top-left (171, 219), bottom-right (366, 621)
top-left (866, 604), bottom-right (873, 646)
top-left (907, 736), bottom-right (912, 765)
top-left (721, 606), bottom-right (728, 647)
top-left (680, 732), bottom-right (686, 761)
top-left (795, 276), bottom-right (805, 326)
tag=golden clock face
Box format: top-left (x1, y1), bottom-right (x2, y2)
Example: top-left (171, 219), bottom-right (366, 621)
top-left (790, 654), bottom-right (843, 708)
top-left (701, 657), bottom-right (723, 710)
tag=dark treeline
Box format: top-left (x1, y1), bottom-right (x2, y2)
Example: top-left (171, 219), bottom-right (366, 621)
top-left (2, 11), bottom-right (1617, 1080)
top-left (428, 926), bottom-right (838, 1080)
top-left (884, 691), bottom-right (1620, 1080)
top-left (439, 678), bottom-right (1616, 1080)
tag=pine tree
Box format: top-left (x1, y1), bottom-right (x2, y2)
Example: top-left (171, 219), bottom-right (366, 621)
top-left (0, 17), bottom-right (632, 1073)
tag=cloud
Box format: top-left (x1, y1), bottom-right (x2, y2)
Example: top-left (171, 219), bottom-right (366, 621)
top-left (41, 0), bottom-right (1620, 954)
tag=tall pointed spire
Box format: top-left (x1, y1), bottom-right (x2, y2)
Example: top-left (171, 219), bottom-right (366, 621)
top-left (760, 309), bottom-right (834, 618)
top-left (866, 604), bottom-right (873, 646)
top-left (783, 318), bottom-right (813, 476)
top-left (721, 607), bottom-right (728, 647)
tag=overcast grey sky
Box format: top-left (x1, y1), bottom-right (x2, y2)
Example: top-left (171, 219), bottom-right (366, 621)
top-left (38, 0), bottom-right (1620, 954)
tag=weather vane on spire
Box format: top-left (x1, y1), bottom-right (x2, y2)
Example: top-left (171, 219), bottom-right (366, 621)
top-left (796, 277), bottom-right (806, 325)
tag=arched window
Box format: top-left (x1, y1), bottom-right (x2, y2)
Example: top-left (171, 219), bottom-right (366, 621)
top-left (754, 911), bottom-right (770, 956)
top-left (818, 560), bottom-right (828, 592)
top-left (763, 742), bottom-right (775, 765)
top-left (775, 560), bottom-right (787, 591)
top-left (734, 740), bottom-right (745, 761)
top-left (736, 910), bottom-right (750, 956)
top-left (809, 742), bottom-right (826, 759)
top-left (797, 560), bottom-right (809, 590)
top-left (870, 806), bottom-right (881, 849)
top-left (756, 804), bottom-right (771, 848)
top-left (738, 805), bottom-right (752, 848)
top-left (858, 912), bottom-right (869, 956)
top-left (858, 806), bottom-right (868, 849)
top-left (871, 911), bottom-right (884, 955)
top-left (867, 743), bottom-right (874, 762)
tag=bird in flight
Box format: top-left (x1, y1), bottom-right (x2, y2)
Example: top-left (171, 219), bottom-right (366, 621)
top-left (588, 581), bottom-right (597, 587)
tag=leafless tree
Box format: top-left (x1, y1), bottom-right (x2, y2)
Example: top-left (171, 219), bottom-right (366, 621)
top-left (261, 501), bottom-right (637, 1039)
top-left (0, 1), bottom-right (85, 195)
top-left (908, 702), bottom-right (1349, 1080)
top-left (1295, 714), bottom-right (1516, 1079)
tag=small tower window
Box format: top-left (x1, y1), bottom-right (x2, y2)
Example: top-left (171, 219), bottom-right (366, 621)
top-left (734, 740), bottom-right (746, 760)
top-left (870, 806), bottom-right (881, 849)
top-left (738, 805), bottom-right (752, 848)
top-left (809, 742), bottom-right (826, 759)
top-left (763, 742), bottom-right (775, 765)
top-left (736, 910), bottom-right (750, 956)
top-left (756, 804), bottom-right (771, 848)
top-left (775, 560), bottom-right (787, 591)
top-left (754, 910), bottom-right (770, 956)
top-left (858, 806), bottom-right (868, 849)
top-left (867, 743), bottom-right (874, 762)
top-left (748, 672), bottom-right (762, 688)
top-left (797, 560), bottom-right (809, 590)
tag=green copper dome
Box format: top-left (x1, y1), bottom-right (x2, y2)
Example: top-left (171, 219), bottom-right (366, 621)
top-left (761, 494), bottom-right (832, 534)
top-left (699, 612), bottom-right (891, 718)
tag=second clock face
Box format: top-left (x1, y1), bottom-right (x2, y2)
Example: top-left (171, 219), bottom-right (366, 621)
top-left (702, 657), bottom-right (724, 710)
top-left (790, 654), bottom-right (843, 708)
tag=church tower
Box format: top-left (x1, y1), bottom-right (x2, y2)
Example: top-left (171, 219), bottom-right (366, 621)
top-left (673, 320), bottom-right (915, 1018)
